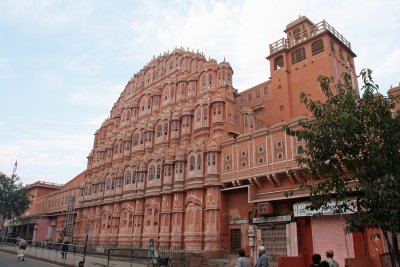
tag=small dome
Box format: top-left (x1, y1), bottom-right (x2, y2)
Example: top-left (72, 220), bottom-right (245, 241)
top-left (146, 122), bottom-right (154, 131)
top-left (241, 107), bottom-right (254, 115)
top-left (132, 101), bottom-right (140, 108)
top-left (183, 103), bottom-right (193, 115)
top-left (117, 168), bottom-right (124, 178)
top-left (153, 87), bottom-right (162, 96)
top-left (165, 148), bottom-right (175, 164)
top-left (211, 91), bottom-right (225, 103)
top-left (207, 140), bottom-right (219, 152)
top-left (138, 161), bottom-right (147, 172)
top-left (202, 59), bottom-right (218, 71)
top-left (219, 61), bottom-right (232, 70)
top-left (172, 110), bottom-right (181, 120)
top-left (175, 149), bottom-right (186, 161)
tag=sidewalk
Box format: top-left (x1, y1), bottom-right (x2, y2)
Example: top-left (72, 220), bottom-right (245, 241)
top-left (0, 243), bottom-right (148, 267)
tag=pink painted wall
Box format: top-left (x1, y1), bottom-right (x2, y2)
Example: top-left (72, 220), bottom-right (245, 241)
top-left (35, 218), bottom-right (51, 241)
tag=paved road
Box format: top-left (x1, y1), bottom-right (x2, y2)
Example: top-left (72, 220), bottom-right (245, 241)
top-left (0, 251), bottom-right (62, 267)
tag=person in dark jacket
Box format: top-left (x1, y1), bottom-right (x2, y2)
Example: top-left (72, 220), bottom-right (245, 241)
top-left (235, 248), bottom-right (248, 267)
top-left (309, 254), bottom-right (322, 267)
top-left (61, 237), bottom-right (70, 259)
top-left (255, 246), bottom-right (269, 267)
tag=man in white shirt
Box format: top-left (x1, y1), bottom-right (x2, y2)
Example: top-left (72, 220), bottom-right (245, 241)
top-left (326, 249), bottom-right (339, 267)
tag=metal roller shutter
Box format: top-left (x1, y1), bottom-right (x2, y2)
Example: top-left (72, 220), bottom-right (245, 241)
top-left (311, 215), bottom-right (354, 267)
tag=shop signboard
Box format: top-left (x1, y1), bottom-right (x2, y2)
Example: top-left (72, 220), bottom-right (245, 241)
top-left (293, 201), bottom-right (355, 217)
top-left (230, 218), bottom-right (248, 224)
top-left (253, 215), bottom-right (291, 224)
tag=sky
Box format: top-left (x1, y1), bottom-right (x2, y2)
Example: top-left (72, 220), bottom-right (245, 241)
top-left (0, 0), bottom-right (399, 185)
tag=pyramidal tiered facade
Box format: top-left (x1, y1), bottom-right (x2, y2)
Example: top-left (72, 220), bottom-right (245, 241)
top-left (75, 48), bottom-right (235, 250)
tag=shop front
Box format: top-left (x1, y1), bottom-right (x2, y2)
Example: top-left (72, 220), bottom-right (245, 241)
top-left (252, 215), bottom-right (298, 267)
top-left (294, 202), bottom-right (355, 267)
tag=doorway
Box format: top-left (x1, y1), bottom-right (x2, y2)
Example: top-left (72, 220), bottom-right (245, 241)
top-left (231, 229), bottom-right (241, 254)
top-left (260, 224), bottom-right (288, 267)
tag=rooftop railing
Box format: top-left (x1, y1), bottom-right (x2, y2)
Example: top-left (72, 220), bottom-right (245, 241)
top-left (28, 181), bottom-right (63, 188)
top-left (269, 20), bottom-right (351, 54)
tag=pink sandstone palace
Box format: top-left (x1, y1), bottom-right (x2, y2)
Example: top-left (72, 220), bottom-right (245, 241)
top-left (5, 16), bottom-right (400, 267)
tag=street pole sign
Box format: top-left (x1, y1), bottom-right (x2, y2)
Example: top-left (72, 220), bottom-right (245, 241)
top-left (149, 239), bottom-right (154, 257)
top-left (85, 224), bottom-right (90, 236)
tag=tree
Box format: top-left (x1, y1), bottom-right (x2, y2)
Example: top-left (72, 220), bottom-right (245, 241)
top-left (0, 172), bottom-right (30, 219)
top-left (286, 69), bottom-right (400, 265)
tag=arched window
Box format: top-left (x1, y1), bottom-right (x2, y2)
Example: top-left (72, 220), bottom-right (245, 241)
top-left (164, 122), bottom-right (169, 135)
top-left (147, 97), bottom-right (152, 110)
top-left (125, 170), bottom-right (132, 185)
top-left (156, 125), bottom-right (162, 137)
top-left (197, 154), bottom-right (202, 170)
top-left (189, 156), bottom-right (195, 171)
top-left (196, 109), bottom-right (201, 123)
top-left (207, 73), bottom-right (212, 88)
top-left (297, 146), bottom-right (304, 154)
top-left (125, 142), bottom-right (130, 151)
top-left (139, 133), bottom-right (144, 144)
top-left (163, 86), bottom-right (169, 101)
top-left (164, 166), bottom-right (172, 176)
top-left (149, 165), bottom-right (155, 180)
top-left (244, 115), bottom-right (249, 128)
top-left (146, 132), bottom-right (152, 142)
top-left (106, 176), bottom-right (111, 190)
top-left (156, 165), bottom-right (161, 179)
top-left (291, 47), bottom-right (306, 64)
top-left (111, 179), bottom-right (115, 190)
top-left (132, 171), bottom-right (136, 184)
top-left (202, 106), bottom-right (209, 125)
top-left (201, 74), bottom-right (206, 90)
top-left (274, 55), bottom-right (284, 70)
top-left (311, 39), bottom-right (324, 55)
top-left (220, 70), bottom-right (226, 84)
top-left (133, 133), bottom-right (139, 146)
top-left (126, 109), bottom-right (131, 121)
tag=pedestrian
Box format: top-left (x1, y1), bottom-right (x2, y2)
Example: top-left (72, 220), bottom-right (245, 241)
top-left (309, 254), bottom-right (321, 267)
top-left (61, 237), bottom-right (70, 259)
top-left (255, 246), bottom-right (269, 267)
top-left (235, 248), bottom-right (248, 267)
top-left (326, 249), bottom-right (339, 267)
top-left (17, 238), bottom-right (27, 261)
top-left (320, 261), bottom-right (330, 267)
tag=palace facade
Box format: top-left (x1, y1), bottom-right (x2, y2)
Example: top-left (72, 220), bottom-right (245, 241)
top-left (7, 16), bottom-right (399, 267)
